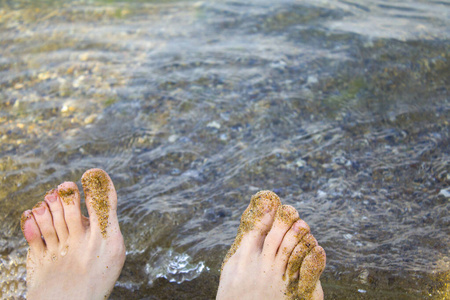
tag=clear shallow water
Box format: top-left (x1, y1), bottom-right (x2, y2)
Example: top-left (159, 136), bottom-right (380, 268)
top-left (0, 0), bottom-right (449, 298)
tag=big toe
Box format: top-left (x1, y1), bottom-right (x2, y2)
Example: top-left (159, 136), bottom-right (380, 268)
top-left (243, 190), bottom-right (282, 238)
top-left (81, 168), bottom-right (120, 239)
top-left (222, 190), bottom-right (281, 266)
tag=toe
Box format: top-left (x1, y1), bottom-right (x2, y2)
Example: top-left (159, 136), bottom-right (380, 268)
top-left (21, 210), bottom-right (45, 254)
top-left (262, 205), bottom-right (299, 258)
top-left (45, 189), bottom-right (69, 243)
top-left (81, 168), bottom-right (120, 239)
top-left (240, 191), bottom-right (282, 252)
top-left (57, 182), bottom-right (85, 237)
top-left (286, 233), bottom-right (318, 279)
top-left (275, 219), bottom-right (310, 272)
top-left (222, 190), bottom-right (281, 267)
top-left (32, 201), bottom-right (59, 250)
top-left (297, 246), bottom-right (326, 297)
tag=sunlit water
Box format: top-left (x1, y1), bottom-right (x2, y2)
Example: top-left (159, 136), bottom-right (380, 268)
top-left (0, 0), bottom-right (449, 298)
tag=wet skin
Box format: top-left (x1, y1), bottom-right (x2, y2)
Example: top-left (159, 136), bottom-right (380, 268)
top-left (21, 172), bottom-right (324, 299)
top-left (217, 191), bottom-right (326, 300)
top-left (21, 169), bottom-right (126, 300)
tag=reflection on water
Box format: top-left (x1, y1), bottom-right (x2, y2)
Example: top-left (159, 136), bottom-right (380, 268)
top-left (0, 0), bottom-right (449, 298)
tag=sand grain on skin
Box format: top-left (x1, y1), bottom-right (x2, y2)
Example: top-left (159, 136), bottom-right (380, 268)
top-left (222, 190), bottom-right (281, 269)
top-left (81, 170), bottom-right (110, 238)
top-left (20, 212), bottom-right (31, 233)
top-left (57, 187), bottom-right (75, 205)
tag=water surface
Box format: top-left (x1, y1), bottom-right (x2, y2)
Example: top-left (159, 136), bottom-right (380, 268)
top-left (0, 0), bottom-right (449, 298)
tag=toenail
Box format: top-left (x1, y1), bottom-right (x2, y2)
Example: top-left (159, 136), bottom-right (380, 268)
top-left (32, 202), bottom-right (46, 215)
top-left (292, 221), bottom-right (302, 233)
top-left (292, 220), bottom-right (309, 235)
top-left (45, 188), bottom-right (57, 197)
top-left (46, 193), bottom-right (57, 203)
top-left (58, 188), bottom-right (75, 205)
top-left (275, 206), bottom-right (298, 224)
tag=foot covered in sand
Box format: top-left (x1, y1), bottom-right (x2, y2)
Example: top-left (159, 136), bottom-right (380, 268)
top-left (217, 191), bottom-right (326, 300)
top-left (21, 169), bottom-right (126, 300)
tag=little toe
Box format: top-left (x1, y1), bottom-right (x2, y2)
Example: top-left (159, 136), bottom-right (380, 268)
top-left (275, 219), bottom-right (310, 272)
top-left (32, 202), bottom-right (59, 250)
top-left (222, 190), bottom-right (281, 267)
top-left (21, 210), bottom-right (45, 254)
top-left (57, 182), bottom-right (85, 237)
top-left (44, 189), bottom-right (69, 243)
top-left (81, 168), bottom-right (120, 239)
top-left (297, 245), bottom-right (326, 297)
top-left (262, 205), bottom-right (299, 258)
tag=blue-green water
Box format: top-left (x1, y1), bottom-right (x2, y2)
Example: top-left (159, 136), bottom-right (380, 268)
top-left (0, 0), bottom-right (449, 298)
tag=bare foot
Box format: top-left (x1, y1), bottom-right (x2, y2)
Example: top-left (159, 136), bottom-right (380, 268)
top-left (217, 191), bottom-right (326, 300)
top-left (20, 169), bottom-right (126, 300)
